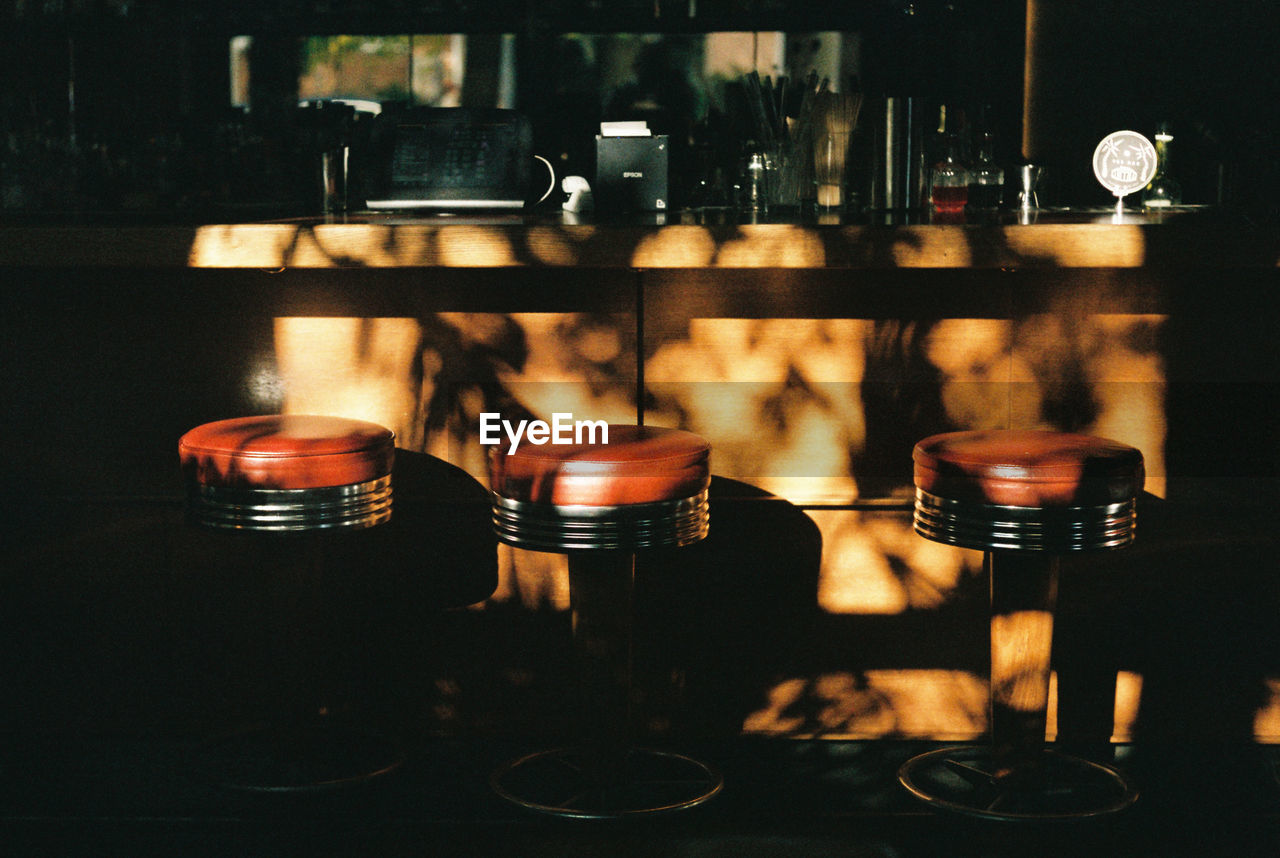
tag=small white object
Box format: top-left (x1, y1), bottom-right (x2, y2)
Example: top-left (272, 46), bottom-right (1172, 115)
top-left (600, 121), bottom-right (651, 137)
top-left (562, 175), bottom-right (594, 212)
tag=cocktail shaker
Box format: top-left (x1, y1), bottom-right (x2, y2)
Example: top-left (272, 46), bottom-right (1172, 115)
top-left (868, 96), bottom-right (926, 212)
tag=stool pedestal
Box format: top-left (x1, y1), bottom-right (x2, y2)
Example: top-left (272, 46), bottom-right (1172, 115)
top-left (989, 552), bottom-right (1060, 784)
top-left (190, 530), bottom-right (405, 793)
top-left (487, 425), bottom-right (722, 818)
top-left (899, 552), bottom-right (1136, 819)
top-left (491, 551), bottom-right (721, 818)
top-left (898, 430), bottom-right (1144, 821)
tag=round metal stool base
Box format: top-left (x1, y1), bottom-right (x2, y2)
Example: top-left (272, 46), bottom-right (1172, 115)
top-left (491, 746), bottom-right (723, 819)
top-left (898, 746), bottom-right (1138, 821)
top-left (191, 720), bottom-right (405, 794)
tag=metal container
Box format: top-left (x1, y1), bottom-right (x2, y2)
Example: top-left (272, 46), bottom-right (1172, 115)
top-left (868, 96), bottom-right (927, 212)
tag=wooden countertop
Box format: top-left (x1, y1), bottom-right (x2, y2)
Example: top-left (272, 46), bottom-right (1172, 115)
top-left (1, 213), bottom-right (1277, 270)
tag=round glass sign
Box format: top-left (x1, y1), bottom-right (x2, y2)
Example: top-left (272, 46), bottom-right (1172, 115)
top-left (1092, 130), bottom-right (1158, 198)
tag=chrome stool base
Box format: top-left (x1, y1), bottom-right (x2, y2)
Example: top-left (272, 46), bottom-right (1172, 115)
top-left (491, 745), bottom-right (724, 819)
top-left (191, 720), bottom-right (405, 794)
top-left (898, 745), bottom-right (1138, 821)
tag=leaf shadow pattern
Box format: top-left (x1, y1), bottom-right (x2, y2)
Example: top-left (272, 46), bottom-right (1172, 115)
top-left (414, 312), bottom-right (538, 456)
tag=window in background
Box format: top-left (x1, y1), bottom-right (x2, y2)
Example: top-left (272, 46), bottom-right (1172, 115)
top-left (559, 32), bottom-right (856, 120)
top-left (298, 35), bottom-right (467, 107)
top-left (232, 32), bottom-right (851, 115)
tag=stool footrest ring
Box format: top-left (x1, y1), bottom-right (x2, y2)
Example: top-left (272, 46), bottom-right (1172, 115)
top-left (898, 745), bottom-right (1138, 821)
top-left (189, 720), bottom-right (405, 792)
top-left (491, 745), bottom-right (723, 818)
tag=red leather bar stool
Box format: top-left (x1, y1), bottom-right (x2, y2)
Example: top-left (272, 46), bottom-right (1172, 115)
top-left (178, 414), bottom-right (399, 791)
top-left (897, 429), bottom-right (1144, 820)
top-left (486, 424), bottom-right (723, 818)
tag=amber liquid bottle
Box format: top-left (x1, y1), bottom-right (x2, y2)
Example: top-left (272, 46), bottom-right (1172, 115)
top-left (929, 132), bottom-right (969, 213)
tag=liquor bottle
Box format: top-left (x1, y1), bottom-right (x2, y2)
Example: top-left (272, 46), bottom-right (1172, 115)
top-left (967, 130), bottom-right (1004, 210)
top-left (929, 131), bottom-right (969, 213)
top-left (1141, 122), bottom-right (1182, 208)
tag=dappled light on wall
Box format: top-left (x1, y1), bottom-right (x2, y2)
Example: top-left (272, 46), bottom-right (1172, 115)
top-left (271, 306), bottom-right (1173, 740)
top-left (187, 223), bottom-right (532, 268)
top-left (274, 310), bottom-right (634, 618)
top-left (646, 317), bottom-right (869, 504)
top-left (275, 310), bottom-right (635, 483)
top-left (275, 317), bottom-right (424, 445)
top-left (808, 509), bottom-right (974, 615)
top-left (646, 312), bottom-right (1166, 505)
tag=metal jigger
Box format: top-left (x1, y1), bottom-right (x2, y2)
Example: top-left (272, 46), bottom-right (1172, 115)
top-left (1017, 164), bottom-right (1044, 224)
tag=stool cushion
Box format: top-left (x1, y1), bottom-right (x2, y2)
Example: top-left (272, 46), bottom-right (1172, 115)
top-left (914, 430), bottom-right (1144, 508)
top-left (489, 424), bottom-right (710, 507)
top-left (179, 414), bottom-right (395, 490)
